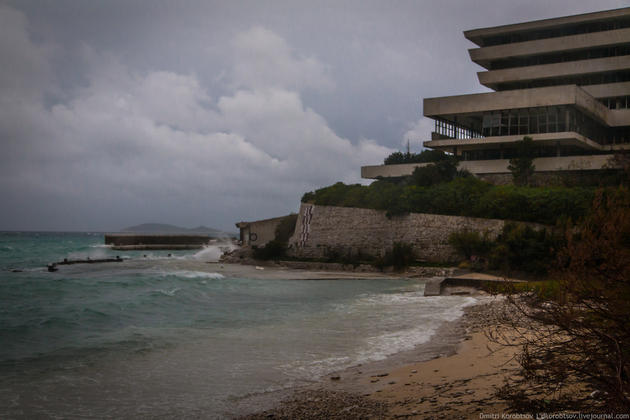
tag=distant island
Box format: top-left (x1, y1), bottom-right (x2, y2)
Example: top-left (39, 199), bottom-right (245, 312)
top-left (121, 223), bottom-right (236, 238)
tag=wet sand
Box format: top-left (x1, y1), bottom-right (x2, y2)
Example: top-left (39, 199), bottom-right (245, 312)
top-left (243, 300), bottom-right (520, 419)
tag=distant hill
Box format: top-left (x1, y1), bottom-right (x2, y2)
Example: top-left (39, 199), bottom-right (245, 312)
top-left (120, 223), bottom-right (236, 238)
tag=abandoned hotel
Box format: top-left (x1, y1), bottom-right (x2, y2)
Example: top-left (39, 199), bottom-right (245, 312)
top-left (362, 7), bottom-right (630, 182)
top-left (237, 7), bottom-right (630, 248)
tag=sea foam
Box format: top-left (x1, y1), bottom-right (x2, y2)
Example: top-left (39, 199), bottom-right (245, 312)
top-left (160, 270), bottom-right (225, 279)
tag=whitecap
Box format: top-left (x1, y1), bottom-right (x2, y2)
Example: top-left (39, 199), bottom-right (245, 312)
top-left (160, 271), bottom-right (224, 280)
top-left (189, 240), bottom-right (238, 262)
top-left (156, 288), bottom-right (180, 296)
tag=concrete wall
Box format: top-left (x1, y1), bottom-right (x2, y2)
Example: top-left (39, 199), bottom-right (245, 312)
top-left (236, 215), bottom-right (289, 247)
top-left (361, 162), bottom-right (430, 178)
top-left (287, 204), bottom-right (511, 263)
top-left (361, 154), bottom-right (616, 179)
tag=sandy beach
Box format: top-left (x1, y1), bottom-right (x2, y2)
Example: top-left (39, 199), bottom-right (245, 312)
top-left (197, 262), bottom-right (523, 418)
top-left (243, 299), bottom-right (520, 419)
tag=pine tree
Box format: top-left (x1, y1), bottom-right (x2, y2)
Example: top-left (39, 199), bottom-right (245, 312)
top-left (508, 136), bottom-right (536, 186)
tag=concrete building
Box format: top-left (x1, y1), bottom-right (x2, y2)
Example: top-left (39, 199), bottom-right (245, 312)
top-left (363, 7), bottom-right (630, 182)
top-left (236, 215), bottom-right (292, 247)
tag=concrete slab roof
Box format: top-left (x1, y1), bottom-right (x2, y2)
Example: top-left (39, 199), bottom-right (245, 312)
top-left (423, 85), bottom-right (629, 127)
top-left (477, 55), bottom-right (630, 90)
top-left (469, 27), bottom-right (630, 69)
top-left (465, 7), bottom-right (630, 47)
top-left (423, 132), bottom-right (603, 152)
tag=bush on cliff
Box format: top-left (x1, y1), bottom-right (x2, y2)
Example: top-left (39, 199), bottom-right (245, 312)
top-left (302, 178), bottom-right (597, 226)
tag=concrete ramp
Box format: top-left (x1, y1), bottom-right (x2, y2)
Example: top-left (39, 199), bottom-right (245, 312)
top-left (424, 272), bottom-right (526, 296)
top-left (423, 278), bottom-right (445, 296)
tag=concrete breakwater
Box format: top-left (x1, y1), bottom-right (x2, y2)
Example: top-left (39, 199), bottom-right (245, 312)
top-left (104, 234), bottom-right (210, 250)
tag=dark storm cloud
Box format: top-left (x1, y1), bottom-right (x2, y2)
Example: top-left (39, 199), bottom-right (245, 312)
top-left (0, 0), bottom-right (625, 231)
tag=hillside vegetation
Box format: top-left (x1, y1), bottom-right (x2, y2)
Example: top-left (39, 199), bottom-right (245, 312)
top-left (302, 176), bottom-right (596, 225)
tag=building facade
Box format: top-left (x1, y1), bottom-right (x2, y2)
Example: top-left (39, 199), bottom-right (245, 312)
top-left (363, 7), bottom-right (630, 181)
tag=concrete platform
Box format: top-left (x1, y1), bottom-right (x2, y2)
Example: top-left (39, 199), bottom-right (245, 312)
top-left (424, 272), bottom-right (526, 296)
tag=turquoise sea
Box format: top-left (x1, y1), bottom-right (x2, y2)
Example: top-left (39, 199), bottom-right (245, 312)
top-left (0, 232), bottom-right (477, 418)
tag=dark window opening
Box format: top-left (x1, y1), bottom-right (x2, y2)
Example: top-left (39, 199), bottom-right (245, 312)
top-left (487, 45), bottom-right (630, 70)
top-left (494, 70), bottom-right (630, 91)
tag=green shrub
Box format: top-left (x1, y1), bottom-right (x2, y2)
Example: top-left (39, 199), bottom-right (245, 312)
top-left (252, 239), bottom-right (286, 260)
top-left (275, 214), bottom-right (298, 243)
top-left (384, 149), bottom-right (451, 165)
top-left (489, 223), bottom-right (561, 275)
top-left (410, 158), bottom-right (458, 187)
top-left (448, 230), bottom-right (493, 260)
top-left (508, 136), bottom-right (536, 186)
top-left (374, 242), bottom-right (415, 271)
top-left (253, 214), bottom-right (299, 261)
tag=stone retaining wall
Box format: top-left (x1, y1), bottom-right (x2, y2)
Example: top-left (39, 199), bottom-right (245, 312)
top-left (287, 204), bottom-right (518, 263)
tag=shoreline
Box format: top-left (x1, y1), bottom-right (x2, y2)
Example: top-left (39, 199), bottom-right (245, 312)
top-left (59, 258), bottom-right (517, 417)
top-left (240, 297), bottom-right (517, 419)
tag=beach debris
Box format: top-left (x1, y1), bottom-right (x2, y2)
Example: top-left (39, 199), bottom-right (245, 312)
top-left (388, 381), bottom-right (396, 385)
top-left (370, 378), bottom-right (379, 383)
top-left (375, 373), bottom-right (389, 377)
top-left (411, 369), bottom-right (417, 373)
top-left (330, 375), bottom-right (340, 381)
top-left (589, 390), bottom-right (607, 399)
top-left (255, 266), bottom-right (265, 270)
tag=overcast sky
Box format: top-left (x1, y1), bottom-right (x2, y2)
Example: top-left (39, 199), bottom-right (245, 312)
top-left (0, 0), bottom-right (625, 232)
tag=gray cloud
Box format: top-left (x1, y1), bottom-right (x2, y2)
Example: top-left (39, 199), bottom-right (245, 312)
top-left (0, 0), bottom-right (626, 231)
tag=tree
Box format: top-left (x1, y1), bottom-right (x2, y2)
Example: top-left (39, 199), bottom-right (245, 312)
top-left (508, 136), bottom-right (536, 186)
top-left (384, 149), bottom-right (451, 165)
top-left (410, 156), bottom-right (458, 186)
top-left (609, 149), bottom-right (630, 185)
top-left (495, 188), bottom-right (630, 412)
